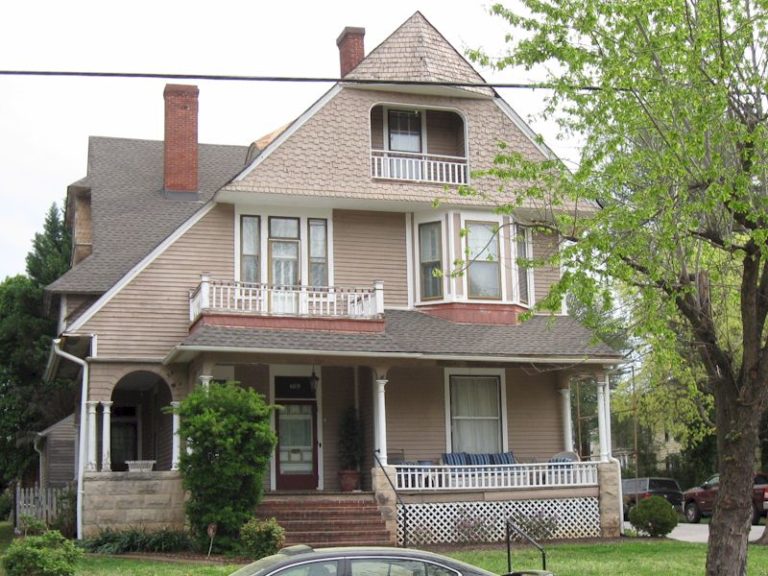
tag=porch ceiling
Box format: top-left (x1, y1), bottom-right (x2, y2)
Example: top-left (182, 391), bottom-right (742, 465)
top-left (165, 309), bottom-right (622, 365)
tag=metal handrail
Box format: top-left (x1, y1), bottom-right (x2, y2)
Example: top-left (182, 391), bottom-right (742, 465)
top-left (505, 517), bottom-right (548, 573)
top-left (372, 451), bottom-right (408, 548)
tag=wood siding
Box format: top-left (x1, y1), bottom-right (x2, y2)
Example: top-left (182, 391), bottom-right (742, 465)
top-left (81, 204), bottom-right (235, 357)
top-left (333, 210), bottom-right (408, 307)
top-left (44, 418), bottom-right (76, 487)
top-left (370, 107), bottom-right (384, 149)
top-left (425, 110), bottom-right (464, 157)
top-left (532, 229), bottom-right (560, 305)
top-left (506, 367), bottom-right (562, 460)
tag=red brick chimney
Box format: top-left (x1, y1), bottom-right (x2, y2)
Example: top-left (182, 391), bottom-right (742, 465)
top-left (336, 27), bottom-right (365, 77)
top-left (163, 84), bottom-right (199, 192)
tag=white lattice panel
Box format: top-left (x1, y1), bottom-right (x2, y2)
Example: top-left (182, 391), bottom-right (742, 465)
top-left (398, 498), bottom-right (600, 546)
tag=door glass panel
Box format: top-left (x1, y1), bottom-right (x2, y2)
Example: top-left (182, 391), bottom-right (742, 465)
top-left (279, 404), bottom-right (314, 475)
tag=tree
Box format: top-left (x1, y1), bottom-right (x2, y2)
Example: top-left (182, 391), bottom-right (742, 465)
top-left (0, 203), bottom-right (73, 488)
top-left (474, 2), bottom-right (768, 574)
top-left (174, 382), bottom-right (276, 551)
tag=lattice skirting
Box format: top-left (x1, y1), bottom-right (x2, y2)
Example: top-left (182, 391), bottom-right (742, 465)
top-left (398, 497), bottom-right (600, 546)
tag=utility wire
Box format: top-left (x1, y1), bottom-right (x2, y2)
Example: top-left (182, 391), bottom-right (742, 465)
top-left (0, 69), bottom-right (603, 91)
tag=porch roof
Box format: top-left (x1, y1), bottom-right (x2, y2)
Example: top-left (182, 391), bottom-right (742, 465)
top-left (166, 309), bottom-right (622, 364)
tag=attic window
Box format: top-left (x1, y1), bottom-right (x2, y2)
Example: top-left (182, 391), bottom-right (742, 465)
top-left (388, 110), bottom-right (422, 153)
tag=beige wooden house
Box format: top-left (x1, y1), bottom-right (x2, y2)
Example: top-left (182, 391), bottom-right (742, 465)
top-left (45, 12), bottom-right (623, 546)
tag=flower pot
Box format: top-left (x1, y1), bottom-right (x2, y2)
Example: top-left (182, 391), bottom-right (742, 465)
top-left (338, 469), bottom-right (360, 492)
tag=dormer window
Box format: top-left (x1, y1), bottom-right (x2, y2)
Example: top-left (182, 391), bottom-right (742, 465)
top-left (370, 105), bottom-right (467, 185)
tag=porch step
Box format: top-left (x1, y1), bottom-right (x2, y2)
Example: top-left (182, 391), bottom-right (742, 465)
top-left (257, 494), bottom-right (394, 547)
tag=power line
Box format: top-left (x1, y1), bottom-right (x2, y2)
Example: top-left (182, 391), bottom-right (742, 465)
top-left (0, 69), bottom-right (603, 91)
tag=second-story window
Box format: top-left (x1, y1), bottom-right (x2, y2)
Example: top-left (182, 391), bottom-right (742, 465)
top-left (269, 217), bottom-right (300, 287)
top-left (240, 215), bottom-right (260, 283)
top-left (467, 221), bottom-right (501, 299)
top-left (308, 219), bottom-right (328, 287)
top-left (516, 225), bottom-right (531, 306)
top-left (388, 110), bottom-right (422, 153)
top-left (419, 221), bottom-right (443, 300)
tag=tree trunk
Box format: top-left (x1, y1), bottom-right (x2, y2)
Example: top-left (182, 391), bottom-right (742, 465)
top-left (706, 377), bottom-right (761, 576)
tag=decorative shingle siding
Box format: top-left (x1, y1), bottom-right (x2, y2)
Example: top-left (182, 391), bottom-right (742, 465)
top-left (80, 204), bottom-right (235, 358)
top-left (333, 209), bottom-right (408, 308)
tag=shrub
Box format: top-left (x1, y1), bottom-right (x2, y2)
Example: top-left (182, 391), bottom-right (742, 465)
top-left (81, 527), bottom-right (194, 554)
top-left (19, 515), bottom-right (48, 536)
top-left (628, 495), bottom-right (679, 537)
top-left (2, 530), bottom-right (83, 576)
top-left (240, 517), bottom-right (285, 559)
top-left (0, 489), bottom-right (12, 520)
top-left (173, 382), bottom-right (276, 551)
top-left (49, 489), bottom-right (76, 539)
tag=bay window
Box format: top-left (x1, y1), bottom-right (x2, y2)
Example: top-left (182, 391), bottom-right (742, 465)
top-left (240, 215), bottom-right (260, 283)
top-left (309, 219), bottom-right (328, 287)
top-left (419, 221), bottom-right (443, 300)
top-left (467, 221), bottom-right (501, 299)
top-left (516, 225), bottom-right (531, 306)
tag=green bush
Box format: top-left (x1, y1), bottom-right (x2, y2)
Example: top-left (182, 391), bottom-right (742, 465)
top-left (0, 489), bottom-right (12, 520)
top-left (81, 527), bottom-right (194, 554)
top-left (19, 515), bottom-right (48, 536)
top-left (173, 382), bottom-right (276, 552)
top-left (240, 517), bottom-right (285, 559)
top-left (2, 530), bottom-right (83, 576)
top-left (628, 495), bottom-right (679, 537)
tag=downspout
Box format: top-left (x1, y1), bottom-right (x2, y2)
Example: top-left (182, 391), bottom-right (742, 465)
top-left (52, 338), bottom-right (88, 540)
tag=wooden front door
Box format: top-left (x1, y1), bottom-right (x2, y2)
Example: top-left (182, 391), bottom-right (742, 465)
top-left (275, 376), bottom-right (318, 490)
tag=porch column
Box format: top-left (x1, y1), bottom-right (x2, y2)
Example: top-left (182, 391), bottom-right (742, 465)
top-left (373, 367), bottom-right (389, 465)
top-left (559, 386), bottom-right (574, 452)
top-left (596, 375), bottom-right (609, 462)
top-left (86, 401), bottom-right (98, 472)
top-left (100, 401), bottom-right (113, 472)
top-left (170, 401), bottom-right (181, 471)
top-left (603, 372), bottom-right (613, 459)
top-left (199, 374), bottom-right (212, 390)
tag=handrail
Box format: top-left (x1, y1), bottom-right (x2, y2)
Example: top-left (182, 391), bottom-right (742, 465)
top-left (372, 451), bottom-right (408, 548)
top-left (505, 518), bottom-right (548, 573)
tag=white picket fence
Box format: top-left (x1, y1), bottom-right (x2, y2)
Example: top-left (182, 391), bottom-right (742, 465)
top-left (15, 485), bottom-right (68, 526)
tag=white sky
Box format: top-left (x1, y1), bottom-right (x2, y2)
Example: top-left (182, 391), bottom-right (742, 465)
top-left (0, 0), bottom-right (576, 281)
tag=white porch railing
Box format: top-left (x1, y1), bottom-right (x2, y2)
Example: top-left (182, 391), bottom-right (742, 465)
top-left (190, 278), bottom-right (384, 322)
top-left (371, 149), bottom-right (468, 185)
top-left (394, 461), bottom-right (599, 491)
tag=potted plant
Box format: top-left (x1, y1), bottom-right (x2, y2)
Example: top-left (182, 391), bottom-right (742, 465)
top-left (338, 406), bottom-right (363, 491)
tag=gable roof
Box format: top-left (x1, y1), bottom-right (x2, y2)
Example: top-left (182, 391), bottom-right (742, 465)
top-left (346, 11), bottom-right (494, 98)
top-left (47, 137), bottom-right (247, 294)
top-left (168, 310), bottom-right (621, 363)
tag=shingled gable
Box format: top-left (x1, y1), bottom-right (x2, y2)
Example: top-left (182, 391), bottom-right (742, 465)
top-left (345, 11), bottom-right (494, 98)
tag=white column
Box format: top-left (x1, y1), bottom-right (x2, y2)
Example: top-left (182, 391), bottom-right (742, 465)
top-left (596, 377), bottom-right (609, 462)
top-left (374, 280), bottom-right (385, 315)
top-left (199, 374), bottom-right (212, 390)
top-left (100, 401), bottom-right (113, 472)
top-left (373, 368), bottom-right (388, 465)
top-left (86, 401), bottom-right (98, 472)
top-left (171, 401), bottom-right (181, 471)
top-left (559, 387), bottom-right (574, 452)
top-left (603, 373), bottom-right (613, 459)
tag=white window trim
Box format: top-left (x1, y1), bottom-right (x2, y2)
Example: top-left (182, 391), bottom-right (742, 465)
top-left (234, 206), bottom-right (334, 287)
top-left (413, 218), bottom-right (448, 305)
top-left (443, 367), bottom-right (508, 453)
top-left (460, 212), bottom-right (508, 302)
top-left (512, 224), bottom-right (535, 307)
top-left (269, 364), bottom-right (323, 491)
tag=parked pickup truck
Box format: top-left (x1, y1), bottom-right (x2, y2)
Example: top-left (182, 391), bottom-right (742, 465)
top-left (683, 472), bottom-right (768, 525)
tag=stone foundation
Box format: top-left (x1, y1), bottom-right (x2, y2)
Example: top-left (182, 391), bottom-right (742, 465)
top-left (82, 471), bottom-right (186, 537)
top-left (598, 460), bottom-right (622, 538)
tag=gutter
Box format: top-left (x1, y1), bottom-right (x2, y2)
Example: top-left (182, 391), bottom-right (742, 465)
top-left (52, 338), bottom-right (89, 540)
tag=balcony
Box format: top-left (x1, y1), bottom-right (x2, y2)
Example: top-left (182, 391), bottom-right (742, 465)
top-left (189, 277), bottom-right (384, 323)
top-left (370, 150), bottom-right (468, 185)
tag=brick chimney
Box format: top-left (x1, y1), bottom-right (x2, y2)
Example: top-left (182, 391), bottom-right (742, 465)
top-left (336, 27), bottom-right (365, 77)
top-left (163, 84), bottom-right (199, 193)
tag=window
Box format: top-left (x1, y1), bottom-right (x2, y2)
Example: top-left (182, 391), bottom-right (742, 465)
top-left (308, 219), bottom-right (328, 287)
top-left (388, 110), bottom-right (422, 153)
top-left (350, 559), bottom-right (454, 576)
top-left (419, 222), bottom-right (442, 299)
top-left (240, 216), bottom-right (260, 283)
top-left (516, 225), bottom-right (530, 305)
top-left (269, 217), bottom-right (300, 286)
top-left (274, 561), bottom-right (339, 576)
top-left (467, 221), bottom-right (501, 299)
top-left (449, 375), bottom-right (502, 453)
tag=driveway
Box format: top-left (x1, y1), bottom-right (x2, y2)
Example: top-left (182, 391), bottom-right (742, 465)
top-left (625, 522), bottom-right (765, 543)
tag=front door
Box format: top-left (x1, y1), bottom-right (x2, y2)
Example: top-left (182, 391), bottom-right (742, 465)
top-left (275, 377), bottom-right (318, 490)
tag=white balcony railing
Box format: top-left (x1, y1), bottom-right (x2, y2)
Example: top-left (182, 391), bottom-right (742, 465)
top-left (394, 461), bottom-right (599, 491)
top-left (190, 277), bottom-right (384, 322)
top-left (371, 150), bottom-right (468, 185)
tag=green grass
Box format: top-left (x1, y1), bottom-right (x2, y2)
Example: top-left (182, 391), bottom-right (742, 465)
top-left (76, 556), bottom-right (240, 575)
top-left (448, 540), bottom-right (768, 576)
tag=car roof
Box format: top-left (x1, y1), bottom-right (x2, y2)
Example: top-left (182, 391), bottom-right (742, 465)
top-left (229, 546), bottom-right (497, 576)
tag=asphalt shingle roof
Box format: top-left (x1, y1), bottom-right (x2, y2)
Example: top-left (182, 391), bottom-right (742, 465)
top-left (47, 137), bottom-right (247, 294)
top-left (179, 309), bottom-right (620, 360)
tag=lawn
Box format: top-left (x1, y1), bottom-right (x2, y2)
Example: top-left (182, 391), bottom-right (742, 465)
top-left (1, 523), bottom-right (768, 576)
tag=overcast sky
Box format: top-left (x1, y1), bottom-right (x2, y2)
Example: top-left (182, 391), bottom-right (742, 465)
top-left (0, 0), bottom-right (576, 281)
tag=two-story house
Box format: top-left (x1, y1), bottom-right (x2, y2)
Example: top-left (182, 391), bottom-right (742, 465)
top-left (45, 12), bottom-right (623, 546)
